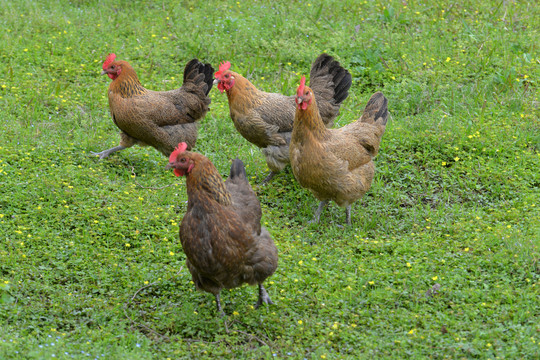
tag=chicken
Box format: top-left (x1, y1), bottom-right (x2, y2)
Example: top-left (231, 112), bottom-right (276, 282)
top-left (167, 142), bottom-right (278, 315)
top-left (289, 76), bottom-right (388, 225)
top-left (214, 54), bottom-right (352, 183)
top-left (93, 54), bottom-right (214, 159)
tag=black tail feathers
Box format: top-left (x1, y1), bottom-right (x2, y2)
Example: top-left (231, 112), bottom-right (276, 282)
top-left (183, 59), bottom-right (215, 96)
top-left (311, 54), bottom-right (352, 105)
top-left (229, 158), bottom-right (248, 180)
top-left (362, 92), bottom-right (388, 126)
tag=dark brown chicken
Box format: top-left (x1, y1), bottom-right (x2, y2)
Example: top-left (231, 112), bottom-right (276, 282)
top-left (290, 76), bottom-right (388, 225)
top-left (93, 54), bottom-right (214, 159)
top-left (167, 143), bottom-right (278, 315)
top-left (214, 54), bottom-right (351, 182)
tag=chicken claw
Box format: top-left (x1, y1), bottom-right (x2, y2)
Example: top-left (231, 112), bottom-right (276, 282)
top-left (255, 284), bottom-right (273, 309)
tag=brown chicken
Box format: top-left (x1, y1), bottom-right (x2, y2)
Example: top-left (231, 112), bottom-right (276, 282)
top-left (93, 54), bottom-right (214, 159)
top-left (167, 143), bottom-right (278, 315)
top-left (214, 54), bottom-right (352, 182)
top-left (290, 76), bottom-right (388, 225)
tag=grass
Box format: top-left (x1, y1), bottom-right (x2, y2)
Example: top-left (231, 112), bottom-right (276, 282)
top-left (0, 0), bottom-right (539, 358)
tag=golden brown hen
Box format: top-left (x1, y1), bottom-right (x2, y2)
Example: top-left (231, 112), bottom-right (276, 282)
top-left (93, 54), bottom-right (214, 159)
top-left (290, 76), bottom-right (388, 225)
top-left (167, 143), bottom-right (278, 315)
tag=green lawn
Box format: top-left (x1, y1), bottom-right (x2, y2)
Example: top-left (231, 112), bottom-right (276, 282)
top-left (1, 0), bottom-right (539, 358)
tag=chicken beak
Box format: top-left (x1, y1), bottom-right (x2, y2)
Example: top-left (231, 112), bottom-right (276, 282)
top-left (296, 97), bottom-right (303, 105)
top-left (100, 70), bottom-right (107, 76)
top-left (165, 163), bottom-right (174, 170)
top-left (213, 79), bottom-right (220, 85)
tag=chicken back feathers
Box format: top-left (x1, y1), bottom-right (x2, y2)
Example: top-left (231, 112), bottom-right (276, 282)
top-left (290, 85), bottom-right (388, 223)
top-left (167, 145), bottom-right (277, 310)
top-left (215, 54), bottom-right (352, 175)
top-left (98, 55), bottom-right (214, 158)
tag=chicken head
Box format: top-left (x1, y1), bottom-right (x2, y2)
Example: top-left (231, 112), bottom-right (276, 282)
top-left (213, 61), bottom-right (235, 93)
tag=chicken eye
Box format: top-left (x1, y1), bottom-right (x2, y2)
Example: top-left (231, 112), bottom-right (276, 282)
top-left (180, 157), bottom-right (187, 163)
top-left (225, 74), bottom-right (229, 78)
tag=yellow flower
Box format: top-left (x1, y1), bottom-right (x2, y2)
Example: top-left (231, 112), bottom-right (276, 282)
top-left (442, 161), bottom-right (446, 166)
top-left (298, 320), bottom-right (303, 325)
top-left (406, 262), bottom-right (411, 267)
top-left (125, 243), bottom-right (131, 247)
top-left (169, 251), bottom-right (174, 256)
top-left (445, 57), bottom-right (451, 62)
top-left (432, 276), bottom-right (438, 281)
top-left (454, 157), bottom-right (459, 162)
top-left (368, 281), bottom-right (375, 285)
top-left (233, 311), bottom-right (239, 316)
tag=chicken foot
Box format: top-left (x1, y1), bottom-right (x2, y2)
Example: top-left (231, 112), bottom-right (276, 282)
top-left (309, 200), bottom-right (329, 224)
top-left (91, 145), bottom-right (127, 159)
top-left (255, 284), bottom-right (273, 309)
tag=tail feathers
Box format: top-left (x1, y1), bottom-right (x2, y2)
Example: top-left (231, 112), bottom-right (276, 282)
top-left (361, 92), bottom-right (388, 126)
top-left (183, 59), bottom-right (215, 96)
top-left (309, 54), bottom-right (352, 124)
top-left (229, 158), bottom-right (248, 180)
top-left (332, 69), bottom-right (352, 104)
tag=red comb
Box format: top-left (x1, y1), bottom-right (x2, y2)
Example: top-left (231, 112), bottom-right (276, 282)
top-left (103, 53), bottom-right (116, 70)
top-left (297, 76), bottom-right (306, 97)
top-left (169, 142), bottom-right (188, 163)
top-left (214, 61), bottom-right (231, 78)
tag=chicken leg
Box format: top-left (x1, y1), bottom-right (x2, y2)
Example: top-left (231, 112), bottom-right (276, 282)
top-left (91, 145), bottom-right (127, 159)
top-left (255, 284), bottom-right (273, 308)
top-left (345, 205), bottom-right (352, 226)
top-left (260, 171), bottom-right (276, 184)
top-left (309, 200), bottom-right (329, 224)
top-left (215, 293), bottom-right (225, 317)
